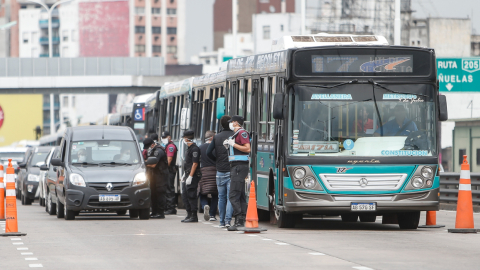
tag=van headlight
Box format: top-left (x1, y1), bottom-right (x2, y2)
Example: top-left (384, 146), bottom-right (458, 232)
top-left (133, 172), bottom-right (147, 186)
top-left (70, 173), bottom-right (86, 187)
top-left (27, 174), bottom-right (39, 182)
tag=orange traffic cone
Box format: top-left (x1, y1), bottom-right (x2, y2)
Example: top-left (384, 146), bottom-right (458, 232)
top-left (448, 155), bottom-right (478, 233)
top-left (238, 181), bottom-right (267, 233)
top-left (0, 164), bottom-right (4, 220)
top-left (418, 211), bottom-right (445, 228)
top-left (2, 159), bottom-right (26, 236)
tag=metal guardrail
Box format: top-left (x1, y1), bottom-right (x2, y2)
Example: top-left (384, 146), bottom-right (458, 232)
top-left (440, 172), bottom-right (480, 205)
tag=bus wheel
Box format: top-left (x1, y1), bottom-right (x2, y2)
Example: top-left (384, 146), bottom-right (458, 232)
top-left (341, 214), bottom-right (358, 222)
top-left (398, 211), bottom-right (420, 229)
top-left (275, 210), bottom-right (298, 228)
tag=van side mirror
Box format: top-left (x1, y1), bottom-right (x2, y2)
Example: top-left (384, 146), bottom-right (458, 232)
top-left (180, 108), bottom-right (190, 130)
top-left (40, 164), bottom-right (49, 171)
top-left (146, 157), bottom-right (158, 165)
top-left (438, 95), bottom-right (448, 121)
top-left (50, 158), bottom-right (64, 167)
top-left (216, 97), bottom-right (225, 119)
top-left (273, 93), bottom-right (284, 120)
top-left (18, 163), bottom-right (26, 169)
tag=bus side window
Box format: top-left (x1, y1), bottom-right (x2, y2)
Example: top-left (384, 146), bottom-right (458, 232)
top-left (197, 90), bottom-right (205, 139)
top-left (210, 87), bottom-right (220, 132)
top-left (160, 99), bottom-right (168, 133)
top-left (169, 97), bottom-right (176, 138)
top-left (238, 80), bottom-right (245, 119)
top-left (268, 77), bottom-right (276, 141)
top-left (259, 77), bottom-right (269, 142)
top-left (244, 79), bottom-right (252, 132)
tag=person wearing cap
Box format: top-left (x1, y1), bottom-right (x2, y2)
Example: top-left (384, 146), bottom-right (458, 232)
top-left (198, 130), bottom-right (218, 221)
top-left (160, 131), bottom-right (178, 215)
top-left (225, 115), bottom-right (250, 231)
top-left (147, 136), bottom-right (169, 219)
top-left (374, 104), bottom-right (418, 136)
top-left (207, 115), bottom-right (234, 228)
top-left (181, 130), bottom-right (201, 223)
top-left (150, 133), bottom-right (159, 145)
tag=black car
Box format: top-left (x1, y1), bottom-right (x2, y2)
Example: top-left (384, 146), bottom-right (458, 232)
top-left (50, 126), bottom-right (151, 220)
top-left (17, 147), bottom-right (52, 205)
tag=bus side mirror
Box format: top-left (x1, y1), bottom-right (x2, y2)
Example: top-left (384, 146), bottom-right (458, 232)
top-left (216, 97), bottom-right (225, 119)
top-left (273, 93), bottom-right (284, 120)
top-left (438, 95), bottom-right (448, 121)
top-left (180, 108), bottom-right (190, 130)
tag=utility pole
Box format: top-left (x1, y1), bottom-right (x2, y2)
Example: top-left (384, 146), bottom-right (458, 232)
top-left (232, 0), bottom-right (237, 58)
top-left (394, 0), bottom-right (401, 45)
top-left (301, 0), bottom-right (306, 35)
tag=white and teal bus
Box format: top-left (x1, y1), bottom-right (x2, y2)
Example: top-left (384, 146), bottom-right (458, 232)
top-left (155, 34), bottom-right (448, 229)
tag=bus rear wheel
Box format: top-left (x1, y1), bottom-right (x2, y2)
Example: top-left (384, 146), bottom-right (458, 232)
top-left (398, 211), bottom-right (420, 229)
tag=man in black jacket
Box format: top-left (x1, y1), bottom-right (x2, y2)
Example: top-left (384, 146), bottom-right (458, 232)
top-left (147, 139), bottom-right (169, 219)
top-left (181, 130), bottom-right (201, 223)
top-left (207, 115), bottom-right (234, 228)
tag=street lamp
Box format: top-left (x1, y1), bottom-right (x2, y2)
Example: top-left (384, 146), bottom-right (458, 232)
top-left (24, 0), bottom-right (74, 58)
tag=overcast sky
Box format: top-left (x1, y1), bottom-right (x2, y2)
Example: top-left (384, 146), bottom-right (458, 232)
top-left (411, 0), bottom-right (480, 34)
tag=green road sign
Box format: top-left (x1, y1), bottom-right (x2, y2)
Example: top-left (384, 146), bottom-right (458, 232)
top-left (437, 58), bottom-right (480, 92)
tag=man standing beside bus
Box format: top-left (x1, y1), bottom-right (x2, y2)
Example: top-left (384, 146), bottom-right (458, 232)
top-left (181, 130), bottom-right (201, 223)
top-left (161, 131), bottom-right (178, 215)
top-left (225, 115), bottom-right (250, 231)
top-left (147, 138), bottom-right (169, 219)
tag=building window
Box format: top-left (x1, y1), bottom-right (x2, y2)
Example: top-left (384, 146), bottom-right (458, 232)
top-left (152, 45), bottom-right (161, 53)
top-left (167, 27), bottom-right (176, 34)
top-left (263, 26), bottom-right (270, 40)
top-left (154, 36), bottom-right (159, 41)
top-left (23, 32), bottom-right (29, 43)
top-left (32, 32), bottom-right (38, 42)
top-left (152, 27), bottom-right (161, 34)
top-left (62, 30), bottom-right (68, 41)
top-left (135, 45), bottom-right (146, 53)
top-left (280, 24), bottom-right (283, 31)
top-left (62, 46), bottom-right (69, 57)
top-left (31, 48), bottom-right (38, 57)
top-left (170, 36), bottom-right (175, 42)
top-left (167, 46), bottom-right (177, 53)
top-left (459, 149), bottom-right (466, 165)
top-left (72, 96), bottom-right (75, 108)
top-left (152, 8), bottom-right (160, 14)
top-left (135, 26), bottom-right (145, 34)
top-left (135, 7), bottom-right (145, 14)
top-left (72, 30), bottom-right (77, 42)
top-left (170, 0), bottom-right (174, 3)
top-left (63, 96), bottom-right (69, 107)
top-left (167, 8), bottom-right (176, 15)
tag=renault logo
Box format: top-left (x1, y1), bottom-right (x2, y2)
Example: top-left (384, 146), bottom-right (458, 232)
top-left (106, 183), bottom-right (113, 192)
top-left (359, 178), bottom-right (368, 187)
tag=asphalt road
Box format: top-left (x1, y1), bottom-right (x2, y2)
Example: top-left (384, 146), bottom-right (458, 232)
top-left (2, 202), bottom-right (480, 269)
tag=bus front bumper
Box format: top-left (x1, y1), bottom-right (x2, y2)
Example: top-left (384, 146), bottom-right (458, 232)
top-left (283, 188), bottom-right (439, 214)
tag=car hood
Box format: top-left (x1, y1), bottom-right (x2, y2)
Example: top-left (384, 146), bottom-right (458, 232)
top-left (28, 167), bottom-right (41, 175)
top-left (70, 164), bottom-right (144, 183)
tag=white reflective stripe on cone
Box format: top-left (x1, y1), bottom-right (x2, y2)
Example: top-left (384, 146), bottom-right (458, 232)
top-left (5, 174), bottom-right (15, 183)
top-left (459, 184), bottom-right (472, 191)
top-left (0, 170), bottom-right (3, 177)
top-left (6, 189), bottom-right (15, 196)
top-left (460, 170), bottom-right (470, 180)
top-left (0, 182), bottom-right (4, 188)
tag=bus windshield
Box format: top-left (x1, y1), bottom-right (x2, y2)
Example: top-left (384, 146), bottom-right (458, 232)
top-left (288, 83), bottom-right (437, 157)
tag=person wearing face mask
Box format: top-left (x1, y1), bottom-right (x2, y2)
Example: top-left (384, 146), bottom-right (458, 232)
top-left (146, 137), bottom-right (169, 219)
top-left (180, 130), bottom-right (201, 223)
top-left (161, 131), bottom-right (178, 215)
top-left (225, 115), bottom-right (251, 231)
top-left (198, 130), bottom-right (218, 221)
top-left (77, 149), bottom-right (87, 162)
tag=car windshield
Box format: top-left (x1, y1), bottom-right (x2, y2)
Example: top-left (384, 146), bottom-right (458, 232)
top-left (69, 140), bottom-right (140, 165)
top-left (288, 83), bottom-right (437, 157)
top-left (0, 152), bottom-right (25, 161)
top-left (30, 152), bottom-right (49, 167)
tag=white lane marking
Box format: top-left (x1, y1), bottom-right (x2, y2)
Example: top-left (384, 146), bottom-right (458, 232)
top-left (203, 222), bottom-right (213, 225)
top-left (176, 216), bottom-right (185, 218)
top-left (309, 252), bottom-right (325, 255)
top-left (212, 225), bottom-right (220, 228)
top-left (29, 264), bottom-right (43, 268)
top-left (17, 248), bottom-right (28, 250)
top-left (236, 231), bottom-right (243, 234)
top-left (13, 242), bottom-right (24, 245)
top-left (275, 242), bottom-right (290, 245)
top-left (25, 258), bottom-right (38, 261)
top-left (247, 235), bottom-right (258, 237)
top-left (22, 252), bottom-right (34, 255)
top-left (223, 229), bottom-right (227, 231)
top-left (353, 267), bottom-right (374, 270)
top-left (262, 238), bottom-right (273, 241)
top-left (11, 238), bottom-right (22, 241)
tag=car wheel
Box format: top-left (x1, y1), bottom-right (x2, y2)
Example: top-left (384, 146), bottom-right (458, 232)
top-left (46, 192), bottom-right (56, 215)
top-left (359, 214), bottom-right (377, 222)
top-left (139, 208), bottom-right (150, 220)
top-left (117, 210), bottom-right (127, 216)
top-left (21, 193), bottom-right (25, 205)
top-left (56, 199), bottom-right (65, 218)
top-left (64, 208), bottom-right (75, 220)
top-left (398, 211), bottom-right (420, 229)
top-left (341, 214), bottom-right (359, 222)
top-left (129, 209), bottom-right (139, 218)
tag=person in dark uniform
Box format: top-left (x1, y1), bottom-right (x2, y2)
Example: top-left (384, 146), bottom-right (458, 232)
top-left (198, 130), bottom-right (218, 221)
top-left (225, 115), bottom-right (251, 231)
top-left (181, 130), bottom-right (201, 223)
top-left (147, 137), bottom-right (169, 219)
top-left (160, 131), bottom-right (178, 215)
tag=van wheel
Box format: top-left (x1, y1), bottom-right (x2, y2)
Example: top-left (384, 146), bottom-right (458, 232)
top-left (46, 192), bottom-right (56, 215)
top-left (341, 214), bottom-right (359, 222)
top-left (139, 208), bottom-right (150, 220)
top-left (117, 210), bottom-right (127, 216)
top-left (56, 199), bottom-right (65, 218)
top-left (398, 211), bottom-right (420, 229)
top-left (129, 209), bottom-right (139, 218)
top-left (64, 208), bottom-right (76, 220)
top-left (21, 194), bottom-right (25, 205)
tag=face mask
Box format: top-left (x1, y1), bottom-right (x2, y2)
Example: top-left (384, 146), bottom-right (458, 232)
top-left (78, 155), bottom-right (86, 162)
top-left (229, 123), bottom-right (235, 131)
top-left (121, 154), bottom-right (130, 161)
top-left (161, 138), bottom-right (168, 145)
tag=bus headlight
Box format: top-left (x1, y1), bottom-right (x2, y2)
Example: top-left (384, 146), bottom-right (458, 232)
top-left (70, 173), bottom-right (86, 187)
top-left (303, 177), bottom-right (316, 189)
top-left (412, 176), bottom-right (424, 188)
top-left (421, 166), bottom-right (434, 179)
top-left (293, 168), bottom-right (306, 179)
top-left (133, 172), bottom-right (147, 186)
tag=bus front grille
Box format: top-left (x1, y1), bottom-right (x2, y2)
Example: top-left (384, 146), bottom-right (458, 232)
top-left (318, 174), bottom-right (408, 191)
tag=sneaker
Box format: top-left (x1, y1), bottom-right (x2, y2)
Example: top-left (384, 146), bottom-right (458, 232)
top-left (225, 223), bottom-right (231, 228)
top-left (203, 205), bottom-right (210, 221)
top-left (209, 216), bottom-right (217, 221)
top-left (219, 224), bottom-right (226, 228)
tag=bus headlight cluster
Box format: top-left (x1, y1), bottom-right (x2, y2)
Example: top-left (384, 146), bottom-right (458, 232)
top-left (303, 177), bottom-right (316, 189)
top-left (293, 168), bottom-right (306, 180)
top-left (409, 166), bottom-right (435, 189)
top-left (421, 166), bottom-right (434, 179)
top-left (412, 176), bottom-right (424, 188)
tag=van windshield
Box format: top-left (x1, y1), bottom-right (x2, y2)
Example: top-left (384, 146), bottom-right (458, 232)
top-left (70, 140), bottom-right (140, 165)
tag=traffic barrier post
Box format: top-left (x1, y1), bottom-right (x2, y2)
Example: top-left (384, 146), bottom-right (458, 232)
top-left (1, 159), bottom-right (26, 236)
top-left (448, 155), bottom-right (478, 233)
top-left (238, 180), bottom-right (267, 233)
top-left (0, 164), bottom-right (4, 220)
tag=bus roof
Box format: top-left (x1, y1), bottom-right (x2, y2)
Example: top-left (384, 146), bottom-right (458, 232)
top-left (145, 90), bottom-right (160, 112)
top-left (192, 70), bottom-right (226, 88)
top-left (159, 78), bottom-right (193, 99)
top-left (132, 93), bottom-right (153, 104)
top-left (271, 34), bottom-right (389, 51)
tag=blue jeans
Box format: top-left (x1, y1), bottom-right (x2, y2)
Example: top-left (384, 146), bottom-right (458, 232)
top-left (200, 194), bottom-right (218, 217)
top-left (216, 171), bottom-right (233, 225)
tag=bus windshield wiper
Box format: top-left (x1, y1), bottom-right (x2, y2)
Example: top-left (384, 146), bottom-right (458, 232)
top-left (72, 162), bottom-right (99, 166)
top-left (367, 79), bottom-right (428, 98)
top-left (306, 79), bottom-right (359, 89)
top-left (100, 162), bottom-right (131, 166)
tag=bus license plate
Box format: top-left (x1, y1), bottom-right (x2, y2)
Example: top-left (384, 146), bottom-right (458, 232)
top-left (99, 194), bottom-right (121, 202)
top-left (351, 202), bottom-right (376, 211)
